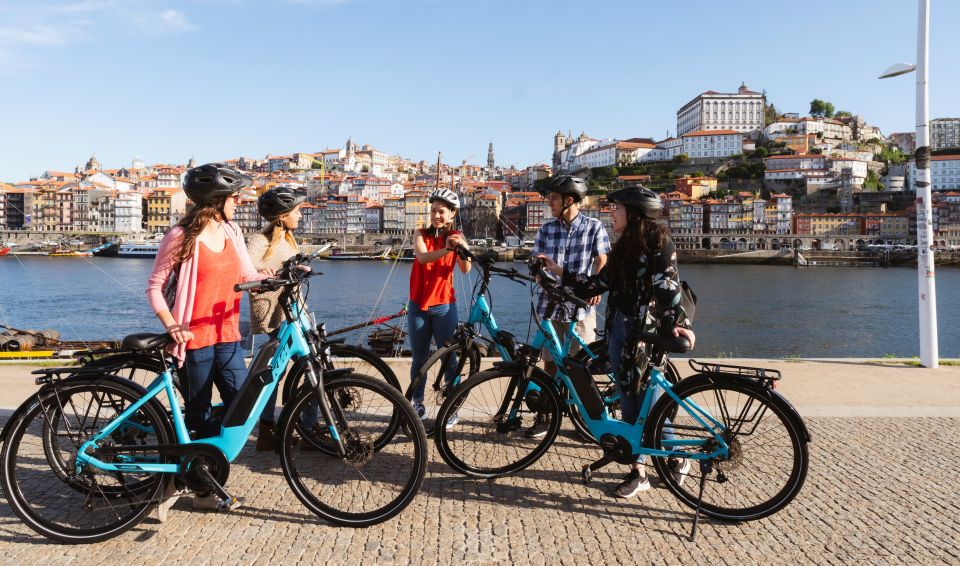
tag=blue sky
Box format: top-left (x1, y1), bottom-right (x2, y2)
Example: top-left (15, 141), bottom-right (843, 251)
top-left (0, 0), bottom-right (957, 181)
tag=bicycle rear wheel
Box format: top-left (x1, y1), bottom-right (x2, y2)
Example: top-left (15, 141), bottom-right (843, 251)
top-left (407, 342), bottom-right (481, 435)
top-left (1, 377), bottom-right (173, 543)
top-left (645, 376), bottom-right (808, 522)
top-left (433, 368), bottom-right (562, 479)
top-left (279, 373), bottom-right (427, 527)
top-left (83, 352), bottom-right (184, 413)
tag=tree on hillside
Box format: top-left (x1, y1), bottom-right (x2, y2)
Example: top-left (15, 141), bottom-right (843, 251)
top-left (810, 99), bottom-right (835, 118)
top-left (834, 110), bottom-right (853, 119)
top-left (673, 153), bottom-right (689, 165)
top-left (764, 101), bottom-right (780, 126)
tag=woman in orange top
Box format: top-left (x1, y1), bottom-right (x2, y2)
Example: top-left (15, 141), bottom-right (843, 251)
top-left (408, 189), bottom-right (471, 420)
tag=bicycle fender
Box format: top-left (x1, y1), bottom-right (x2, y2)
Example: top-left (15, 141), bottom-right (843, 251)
top-left (0, 373), bottom-right (151, 443)
top-left (689, 372), bottom-right (811, 443)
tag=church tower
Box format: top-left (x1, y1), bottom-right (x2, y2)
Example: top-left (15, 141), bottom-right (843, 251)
top-left (487, 142), bottom-right (495, 171)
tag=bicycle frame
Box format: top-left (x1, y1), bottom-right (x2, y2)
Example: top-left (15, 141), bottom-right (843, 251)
top-left (521, 315), bottom-right (731, 462)
top-left (74, 294), bottom-right (342, 475)
top-left (465, 276), bottom-right (598, 364)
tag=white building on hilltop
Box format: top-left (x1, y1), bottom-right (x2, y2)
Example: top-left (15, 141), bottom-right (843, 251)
top-left (680, 130), bottom-right (743, 159)
top-left (677, 83), bottom-right (764, 137)
top-left (931, 118), bottom-right (960, 151)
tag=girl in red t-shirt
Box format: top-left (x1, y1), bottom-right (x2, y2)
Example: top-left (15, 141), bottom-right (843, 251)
top-left (408, 189), bottom-right (471, 422)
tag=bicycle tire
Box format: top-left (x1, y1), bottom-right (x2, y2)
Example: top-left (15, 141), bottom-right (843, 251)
top-left (406, 341), bottom-right (481, 435)
top-left (645, 375), bottom-right (808, 522)
top-left (279, 373), bottom-right (428, 527)
top-left (434, 367), bottom-right (562, 479)
top-left (1, 376), bottom-right (174, 543)
top-left (281, 343), bottom-right (400, 405)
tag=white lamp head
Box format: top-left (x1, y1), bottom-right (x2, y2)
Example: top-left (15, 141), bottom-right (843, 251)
top-left (879, 63), bottom-right (918, 79)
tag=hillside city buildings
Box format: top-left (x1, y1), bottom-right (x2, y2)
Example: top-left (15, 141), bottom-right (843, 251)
top-left (3, 83), bottom-right (959, 250)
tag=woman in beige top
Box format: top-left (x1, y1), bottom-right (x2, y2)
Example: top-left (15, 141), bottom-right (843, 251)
top-left (246, 185), bottom-right (307, 450)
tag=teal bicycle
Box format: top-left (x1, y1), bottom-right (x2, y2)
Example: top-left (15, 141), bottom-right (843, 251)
top-left (411, 247), bottom-right (680, 440)
top-left (434, 259), bottom-right (810, 537)
top-left (0, 250), bottom-right (428, 543)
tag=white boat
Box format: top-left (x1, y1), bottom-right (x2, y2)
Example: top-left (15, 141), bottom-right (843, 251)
top-left (117, 232), bottom-right (165, 258)
top-left (117, 242), bottom-right (161, 258)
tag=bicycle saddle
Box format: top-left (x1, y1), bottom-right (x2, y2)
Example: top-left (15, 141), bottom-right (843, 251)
top-left (638, 332), bottom-right (691, 354)
top-left (121, 332), bottom-right (175, 351)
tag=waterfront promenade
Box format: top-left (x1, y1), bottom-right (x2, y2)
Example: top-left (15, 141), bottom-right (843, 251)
top-left (0, 359), bottom-right (958, 564)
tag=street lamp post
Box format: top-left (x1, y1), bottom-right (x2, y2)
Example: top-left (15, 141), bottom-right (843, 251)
top-left (879, 0), bottom-right (938, 368)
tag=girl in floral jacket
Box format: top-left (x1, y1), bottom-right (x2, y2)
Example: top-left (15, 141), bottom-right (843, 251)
top-left (537, 185), bottom-right (696, 498)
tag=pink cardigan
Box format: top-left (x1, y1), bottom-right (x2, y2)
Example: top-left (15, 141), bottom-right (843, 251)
top-left (146, 223), bottom-right (259, 365)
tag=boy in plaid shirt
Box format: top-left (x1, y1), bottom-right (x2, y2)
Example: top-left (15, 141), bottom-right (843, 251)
top-left (528, 176), bottom-right (610, 436)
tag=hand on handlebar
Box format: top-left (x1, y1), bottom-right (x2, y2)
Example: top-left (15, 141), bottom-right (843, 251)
top-left (257, 268), bottom-right (276, 277)
top-left (535, 254), bottom-right (563, 277)
top-left (587, 295), bottom-right (601, 306)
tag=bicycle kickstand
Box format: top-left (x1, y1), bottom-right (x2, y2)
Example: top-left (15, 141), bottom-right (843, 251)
top-left (689, 460), bottom-right (713, 542)
top-left (197, 466), bottom-right (241, 511)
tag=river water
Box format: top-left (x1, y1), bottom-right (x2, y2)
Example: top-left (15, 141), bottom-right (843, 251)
top-left (1, 256), bottom-right (958, 358)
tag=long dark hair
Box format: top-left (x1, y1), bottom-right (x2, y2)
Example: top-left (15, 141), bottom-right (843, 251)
top-left (175, 196), bottom-right (228, 263)
top-left (608, 205), bottom-right (669, 282)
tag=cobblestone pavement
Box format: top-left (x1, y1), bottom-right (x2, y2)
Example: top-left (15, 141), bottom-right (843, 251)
top-left (1, 416), bottom-right (958, 565)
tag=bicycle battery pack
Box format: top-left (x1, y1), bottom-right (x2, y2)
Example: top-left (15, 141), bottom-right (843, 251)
top-left (563, 356), bottom-right (605, 420)
top-left (222, 338), bottom-right (280, 427)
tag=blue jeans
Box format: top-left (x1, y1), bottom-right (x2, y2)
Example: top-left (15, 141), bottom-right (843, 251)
top-left (407, 300), bottom-right (459, 402)
top-left (183, 340), bottom-right (248, 436)
top-left (607, 310), bottom-right (671, 464)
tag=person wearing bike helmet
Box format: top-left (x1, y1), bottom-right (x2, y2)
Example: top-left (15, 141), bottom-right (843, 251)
top-left (146, 163), bottom-right (273, 516)
top-left (246, 185), bottom-right (307, 451)
top-left (407, 188), bottom-right (471, 424)
top-left (529, 175), bottom-right (610, 436)
top-left (537, 184), bottom-right (696, 498)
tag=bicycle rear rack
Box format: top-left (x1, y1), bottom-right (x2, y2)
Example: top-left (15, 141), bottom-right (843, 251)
top-left (689, 359), bottom-right (782, 389)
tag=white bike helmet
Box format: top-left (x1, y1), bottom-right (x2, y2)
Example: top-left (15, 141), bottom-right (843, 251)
top-left (429, 188), bottom-right (460, 210)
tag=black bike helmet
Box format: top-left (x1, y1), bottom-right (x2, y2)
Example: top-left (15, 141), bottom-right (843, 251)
top-left (540, 175), bottom-right (588, 202)
top-left (183, 163), bottom-right (252, 206)
top-left (258, 185), bottom-right (308, 221)
top-left (606, 186), bottom-right (662, 219)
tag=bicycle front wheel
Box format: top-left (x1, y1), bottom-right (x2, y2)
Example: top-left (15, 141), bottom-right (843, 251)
top-left (279, 373), bottom-right (427, 527)
top-left (282, 343), bottom-right (400, 405)
top-left (407, 342), bottom-right (481, 435)
top-left (1, 377), bottom-right (173, 543)
top-left (433, 368), bottom-right (562, 479)
top-left (645, 376), bottom-right (809, 522)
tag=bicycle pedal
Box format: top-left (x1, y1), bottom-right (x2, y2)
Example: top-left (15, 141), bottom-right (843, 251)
top-left (217, 496), bottom-right (243, 512)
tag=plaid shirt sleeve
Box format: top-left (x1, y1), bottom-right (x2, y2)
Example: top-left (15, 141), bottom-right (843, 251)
top-left (594, 223), bottom-right (611, 258)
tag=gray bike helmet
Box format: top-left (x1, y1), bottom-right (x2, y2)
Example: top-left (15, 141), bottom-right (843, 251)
top-left (258, 185), bottom-right (307, 221)
top-left (183, 163), bottom-right (252, 206)
top-left (606, 186), bottom-right (662, 219)
top-left (540, 175), bottom-right (588, 202)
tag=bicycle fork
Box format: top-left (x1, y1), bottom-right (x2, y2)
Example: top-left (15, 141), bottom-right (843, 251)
top-left (303, 362), bottom-right (349, 457)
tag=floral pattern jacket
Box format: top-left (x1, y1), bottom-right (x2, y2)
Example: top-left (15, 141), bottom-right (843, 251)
top-left (560, 237), bottom-right (688, 383)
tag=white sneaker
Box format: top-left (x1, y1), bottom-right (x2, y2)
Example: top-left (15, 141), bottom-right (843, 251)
top-left (445, 413), bottom-right (459, 429)
top-left (155, 481), bottom-right (184, 523)
top-left (193, 493), bottom-right (244, 511)
top-left (669, 458), bottom-right (692, 488)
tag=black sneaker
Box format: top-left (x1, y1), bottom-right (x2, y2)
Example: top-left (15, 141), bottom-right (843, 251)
top-left (524, 413), bottom-right (549, 438)
top-left (613, 469), bottom-right (651, 498)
